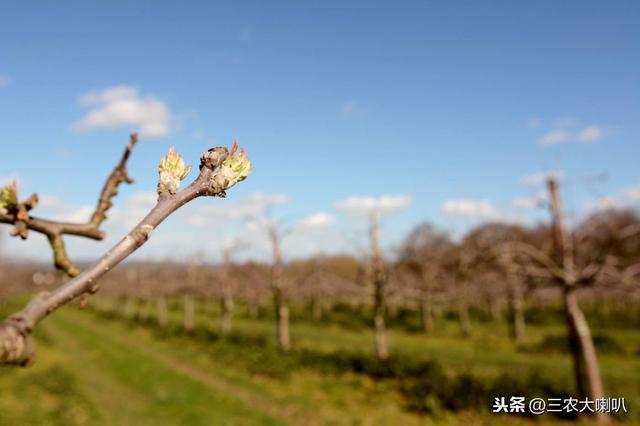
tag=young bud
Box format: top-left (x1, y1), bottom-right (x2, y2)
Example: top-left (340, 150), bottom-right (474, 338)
top-left (0, 181), bottom-right (18, 213)
top-left (216, 140), bottom-right (253, 190)
top-left (157, 146), bottom-right (192, 199)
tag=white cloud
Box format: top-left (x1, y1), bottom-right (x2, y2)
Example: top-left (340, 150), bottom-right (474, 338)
top-left (585, 184), bottom-right (640, 212)
top-left (46, 191), bottom-right (155, 229)
top-left (226, 214), bottom-right (345, 262)
top-left (187, 192), bottom-right (290, 227)
top-left (73, 85), bottom-right (172, 138)
top-left (80, 85), bottom-right (138, 104)
top-left (621, 186), bottom-right (640, 201)
top-left (539, 125), bottom-right (603, 145)
top-left (53, 204), bottom-right (95, 223)
top-left (511, 197), bottom-right (537, 210)
top-left (335, 195), bottom-right (411, 216)
top-left (442, 199), bottom-right (497, 219)
top-left (298, 212), bottom-right (334, 229)
top-left (521, 170), bottom-right (563, 186)
top-left (0, 75), bottom-right (11, 88)
top-left (111, 191), bottom-right (157, 228)
top-left (512, 192), bottom-right (547, 210)
top-left (442, 199), bottom-right (528, 224)
top-left (576, 125), bottom-right (602, 143)
top-left (585, 197), bottom-right (620, 212)
top-left (540, 129), bottom-right (571, 145)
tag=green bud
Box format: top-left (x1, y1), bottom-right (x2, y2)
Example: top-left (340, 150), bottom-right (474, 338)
top-left (0, 181), bottom-right (18, 212)
top-left (157, 146), bottom-right (192, 198)
top-left (217, 140), bottom-right (253, 189)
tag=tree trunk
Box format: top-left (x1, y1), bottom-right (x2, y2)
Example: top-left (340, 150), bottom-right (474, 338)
top-left (183, 294), bottom-right (194, 333)
top-left (278, 304), bottom-right (290, 351)
top-left (507, 277), bottom-right (525, 343)
top-left (419, 294), bottom-right (433, 334)
top-left (371, 280), bottom-right (390, 361)
top-left (564, 288), bottom-right (608, 424)
top-left (457, 299), bottom-right (471, 337)
top-left (220, 289), bottom-right (234, 334)
top-left (374, 312), bottom-right (388, 360)
top-left (269, 225), bottom-right (290, 351)
top-left (373, 270), bottom-right (389, 360)
top-left (274, 287), bottom-right (290, 351)
top-left (157, 296), bottom-right (168, 328)
top-left (370, 211), bottom-right (389, 360)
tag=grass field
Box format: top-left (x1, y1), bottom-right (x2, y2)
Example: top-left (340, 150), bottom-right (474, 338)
top-left (1, 297), bottom-right (638, 425)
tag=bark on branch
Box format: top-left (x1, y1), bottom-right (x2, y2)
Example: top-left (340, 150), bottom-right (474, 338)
top-left (0, 142), bottom-right (252, 366)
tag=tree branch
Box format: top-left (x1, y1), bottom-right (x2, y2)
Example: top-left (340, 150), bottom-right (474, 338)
top-left (497, 241), bottom-right (567, 283)
top-left (0, 143), bottom-right (252, 366)
top-left (90, 133), bottom-right (137, 227)
top-left (0, 134), bottom-right (139, 276)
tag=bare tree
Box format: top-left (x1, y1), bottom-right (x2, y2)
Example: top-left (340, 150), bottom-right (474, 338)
top-left (464, 223), bottom-right (529, 342)
top-left (398, 222), bottom-right (452, 334)
top-left (547, 176), bottom-right (608, 423)
top-left (502, 176), bottom-right (627, 425)
top-left (0, 141), bottom-right (252, 366)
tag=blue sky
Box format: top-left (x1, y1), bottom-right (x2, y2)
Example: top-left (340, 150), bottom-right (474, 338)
top-left (1, 1), bottom-right (639, 263)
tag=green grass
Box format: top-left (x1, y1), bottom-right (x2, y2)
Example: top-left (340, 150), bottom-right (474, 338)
top-left (1, 297), bottom-right (639, 425)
